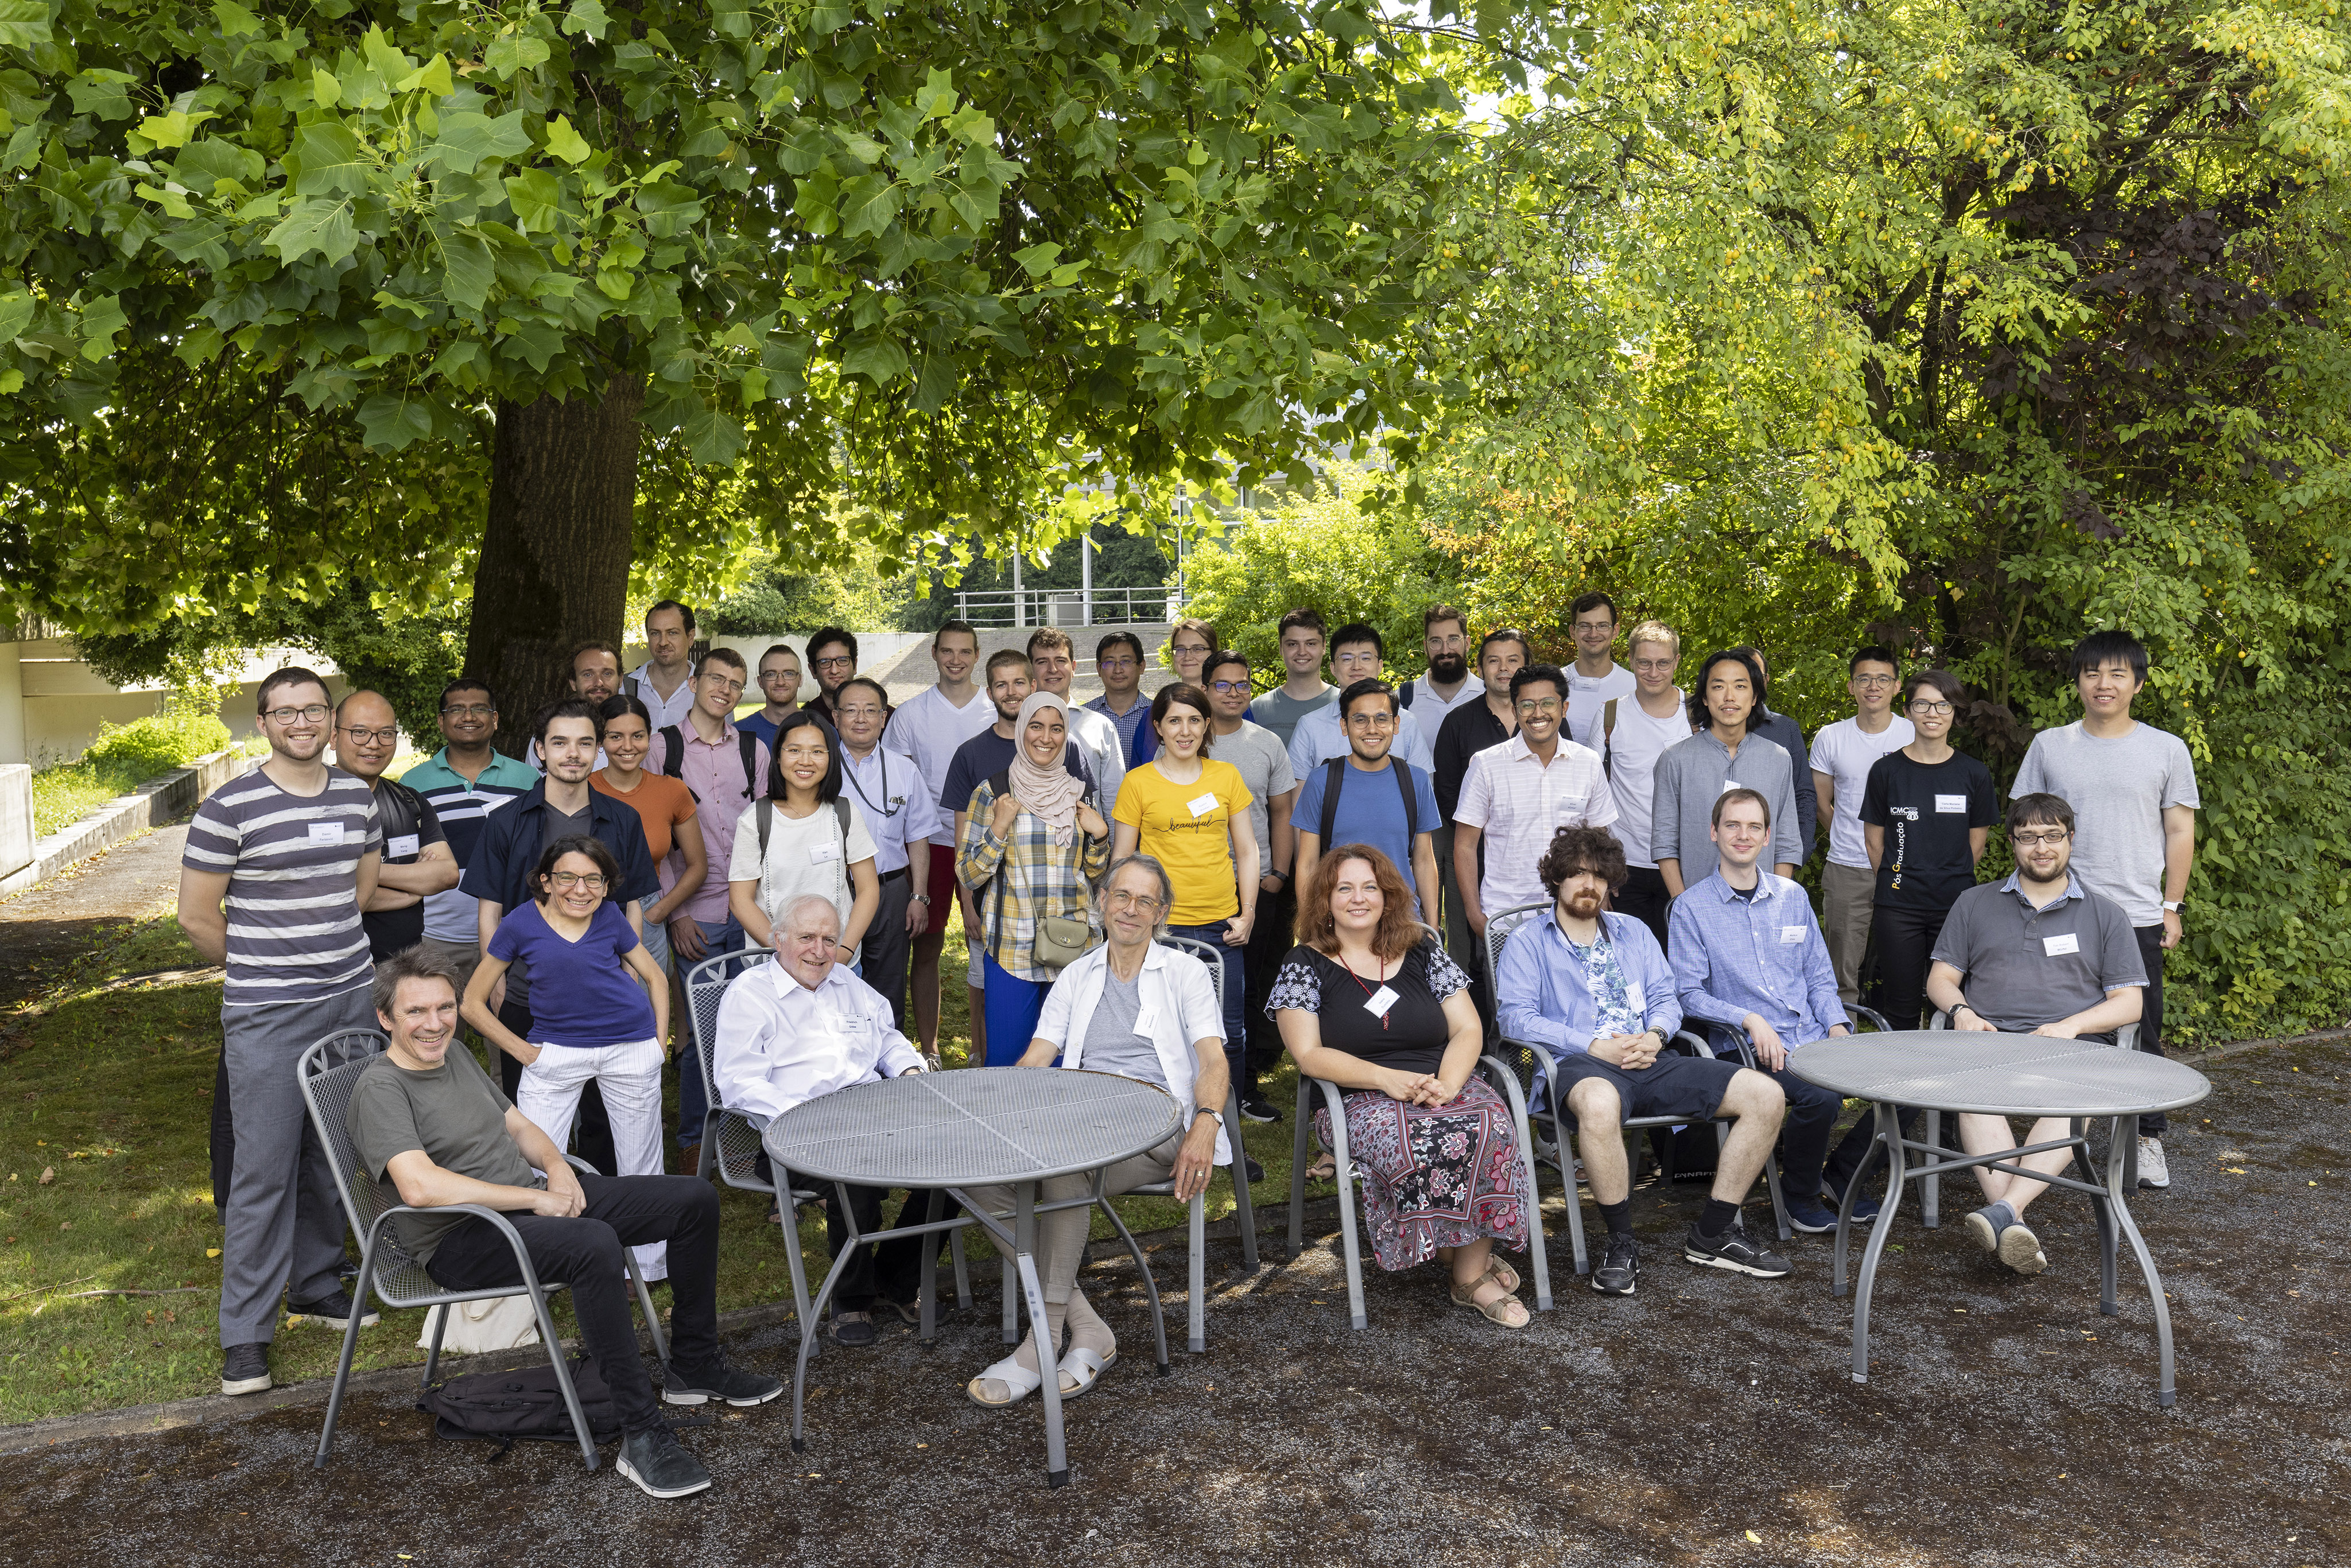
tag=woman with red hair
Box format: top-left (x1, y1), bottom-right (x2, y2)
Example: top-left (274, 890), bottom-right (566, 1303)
top-left (1269, 844), bottom-right (1533, 1326)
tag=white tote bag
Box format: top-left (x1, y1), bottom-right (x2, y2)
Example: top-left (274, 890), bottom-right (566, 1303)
top-left (417, 1294), bottom-right (542, 1353)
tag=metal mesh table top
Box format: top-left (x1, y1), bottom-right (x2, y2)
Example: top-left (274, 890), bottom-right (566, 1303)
top-left (1790, 1031), bottom-right (2210, 1118)
top-left (762, 1068), bottom-right (1182, 1187)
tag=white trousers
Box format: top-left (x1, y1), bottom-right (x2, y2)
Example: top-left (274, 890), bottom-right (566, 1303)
top-left (515, 1038), bottom-right (671, 1281)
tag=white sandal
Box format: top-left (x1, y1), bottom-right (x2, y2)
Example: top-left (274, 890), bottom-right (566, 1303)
top-left (966, 1354), bottom-right (1043, 1408)
top-left (1057, 1346), bottom-right (1116, 1399)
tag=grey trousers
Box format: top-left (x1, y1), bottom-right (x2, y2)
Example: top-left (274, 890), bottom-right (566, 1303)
top-left (862, 870), bottom-right (914, 1033)
top-left (965, 1131), bottom-right (1181, 1305)
top-left (1821, 860), bottom-right (1877, 1007)
top-left (218, 984), bottom-right (379, 1346)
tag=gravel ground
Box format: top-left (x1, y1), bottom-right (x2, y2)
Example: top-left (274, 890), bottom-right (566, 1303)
top-left (3, 1035), bottom-right (2343, 1568)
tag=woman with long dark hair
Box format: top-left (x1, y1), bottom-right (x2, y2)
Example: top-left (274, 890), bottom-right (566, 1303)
top-left (727, 709), bottom-right (880, 962)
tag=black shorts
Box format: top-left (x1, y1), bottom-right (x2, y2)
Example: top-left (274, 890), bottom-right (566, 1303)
top-left (1549, 1050), bottom-right (1742, 1127)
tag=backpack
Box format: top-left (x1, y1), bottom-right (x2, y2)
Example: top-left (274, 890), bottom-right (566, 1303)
top-left (755, 795), bottom-right (853, 860)
top-left (417, 1354), bottom-right (619, 1454)
top-left (1316, 755), bottom-right (1419, 846)
top-left (1601, 697), bottom-right (1619, 779)
top-left (1396, 678), bottom-right (1416, 711)
top-left (658, 723), bottom-right (762, 802)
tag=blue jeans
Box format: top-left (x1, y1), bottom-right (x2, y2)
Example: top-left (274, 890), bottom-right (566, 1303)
top-left (1168, 921), bottom-right (1248, 1092)
top-left (980, 953), bottom-right (1050, 1067)
top-left (676, 916), bottom-right (749, 1150)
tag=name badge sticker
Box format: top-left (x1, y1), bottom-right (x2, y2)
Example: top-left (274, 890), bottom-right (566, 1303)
top-left (1363, 984), bottom-right (1400, 1016)
top-left (386, 833), bottom-right (420, 859)
top-left (809, 842), bottom-right (839, 864)
top-left (1720, 779), bottom-right (1741, 794)
top-left (1780, 925), bottom-right (1806, 945)
top-left (307, 821), bottom-right (344, 845)
top-left (1625, 984), bottom-right (1645, 1012)
top-left (1935, 794), bottom-right (1968, 814)
top-left (480, 795), bottom-right (509, 813)
top-left (2043, 932), bottom-right (2081, 957)
top-left (1187, 793), bottom-right (1218, 818)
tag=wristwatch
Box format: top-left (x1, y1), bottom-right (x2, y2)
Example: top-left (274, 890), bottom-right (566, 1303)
top-left (1192, 1107), bottom-right (1225, 1130)
top-left (2162, 899), bottom-right (2184, 913)
top-left (913, 892), bottom-right (933, 905)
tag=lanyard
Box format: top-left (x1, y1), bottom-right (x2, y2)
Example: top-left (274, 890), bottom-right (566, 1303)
top-left (843, 749), bottom-right (901, 819)
top-left (1340, 953), bottom-right (1393, 1030)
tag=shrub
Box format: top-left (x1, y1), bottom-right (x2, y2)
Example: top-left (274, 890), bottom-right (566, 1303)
top-left (82, 708), bottom-right (232, 778)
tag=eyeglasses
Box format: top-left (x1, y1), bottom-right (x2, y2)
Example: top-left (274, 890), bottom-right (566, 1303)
top-left (1572, 620), bottom-right (1616, 635)
top-left (1853, 674), bottom-right (1898, 688)
top-left (1105, 889), bottom-right (1166, 913)
top-left (1910, 700), bottom-right (1954, 717)
top-left (2011, 829), bottom-right (2070, 847)
top-left (1098, 656), bottom-right (1137, 671)
top-left (440, 703), bottom-right (494, 718)
top-left (1631, 658), bottom-right (1677, 674)
top-left (1171, 643), bottom-right (1211, 657)
top-left (1209, 679), bottom-right (1251, 695)
top-left (813, 654), bottom-right (854, 670)
top-left (1515, 698), bottom-right (1563, 715)
top-left (264, 704), bottom-right (330, 725)
top-left (700, 676), bottom-right (745, 696)
top-left (759, 668), bottom-right (799, 682)
top-left (337, 725), bottom-right (398, 745)
top-left (1345, 712), bottom-right (1397, 728)
top-left (546, 871), bottom-right (609, 890)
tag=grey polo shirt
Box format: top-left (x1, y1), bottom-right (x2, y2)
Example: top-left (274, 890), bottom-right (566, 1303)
top-left (1650, 728), bottom-right (1804, 883)
top-left (1929, 871), bottom-right (2147, 1033)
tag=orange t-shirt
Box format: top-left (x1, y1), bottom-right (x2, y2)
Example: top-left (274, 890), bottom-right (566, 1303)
top-left (591, 770), bottom-right (698, 867)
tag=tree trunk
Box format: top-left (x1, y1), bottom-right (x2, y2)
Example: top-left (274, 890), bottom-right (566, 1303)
top-left (465, 378), bottom-right (645, 755)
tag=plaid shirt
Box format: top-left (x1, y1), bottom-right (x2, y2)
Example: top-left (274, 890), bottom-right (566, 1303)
top-left (956, 778), bottom-right (1111, 981)
top-left (1666, 871), bottom-right (1848, 1049)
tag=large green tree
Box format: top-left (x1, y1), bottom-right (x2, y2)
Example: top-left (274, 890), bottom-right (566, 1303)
top-left (0, 0), bottom-right (1476, 744)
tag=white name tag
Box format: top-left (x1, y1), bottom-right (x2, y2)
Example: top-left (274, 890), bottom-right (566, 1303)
top-left (307, 821), bottom-right (344, 845)
top-left (1625, 984), bottom-right (1645, 1012)
top-left (1187, 793), bottom-right (1218, 818)
top-left (480, 795), bottom-right (509, 814)
top-left (1780, 925), bottom-right (1806, 945)
top-left (1935, 794), bottom-right (1968, 814)
top-left (2043, 933), bottom-right (2081, 957)
top-left (809, 842), bottom-right (839, 864)
top-left (1363, 984), bottom-right (1400, 1015)
top-left (386, 833), bottom-right (420, 859)
top-left (1720, 779), bottom-right (1741, 793)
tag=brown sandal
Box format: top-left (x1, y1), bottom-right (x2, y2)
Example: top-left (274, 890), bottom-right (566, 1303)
top-left (1305, 1154), bottom-right (1337, 1182)
top-left (1483, 1256), bottom-right (1521, 1293)
top-left (1449, 1276), bottom-right (1530, 1329)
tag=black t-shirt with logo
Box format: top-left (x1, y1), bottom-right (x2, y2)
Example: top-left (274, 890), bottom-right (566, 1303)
top-left (1859, 750), bottom-right (1997, 913)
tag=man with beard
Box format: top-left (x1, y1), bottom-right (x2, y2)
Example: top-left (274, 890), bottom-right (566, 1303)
top-left (1496, 825), bottom-right (1793, 1298)
top-left (802, 626), bottom-right (859, 731)
top-left (1398, 604), bottom-right (1483, 727)
top-left (526, 639), bottom-right (626, 770)
top-left (179, 667), bottom-right (386, 1395)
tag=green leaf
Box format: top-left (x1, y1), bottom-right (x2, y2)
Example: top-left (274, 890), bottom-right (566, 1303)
top-left (286, 121), bottom-right (367, 197)
top-left (709, 0), bottom-right (752, 38)
top-left (173, 323), bottom-right (225, 366)
top-left (430, 111), bottom-right (534, 176)
top-left (913, 352), bottom-right (955, 414)
top-left (916, 67), bottom-right (958, 119)
top-left (440, 230), bottom-right (495, 310)
top-left (839, 332), bottom-right (907, 385)
top-left (562, 0), bottom-right (610, 38)
top-left (0, 289), bottom-right (34, 345)
top-left (0, 0), bottom-right (54, 50)
top-left (1011, 242), bottom-right (1062, 278)
top-left (356, 391), bottom-right (434, 450)
top-left (137, 111), bottom-right (200, 149)
top-left (211, 1), bottom-right (263, 39)
top-left (394, 55), bottom-right (455, 98)
top-left (543, 115), bottom-right (592, 165)
top-left (312, 65), bottom-right (340, 108)
top-left (262, 197), bottom-right (359, 265)
top-left (172, 139), bottom-right (266, 196)
top-left (684, 405), bottom-right (746, 465)
top-left (485, 32), bottom-right (552, 79)
top-left (837, 173), bottom-right (901, 239)
top-left (503, 168), bottom-right (564, 232)
top-left (76, 294), bottom-right (128, 360)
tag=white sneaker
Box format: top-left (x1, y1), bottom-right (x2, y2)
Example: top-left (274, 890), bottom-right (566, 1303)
top-left (2136, 1136), bottom-right (2170, 1189)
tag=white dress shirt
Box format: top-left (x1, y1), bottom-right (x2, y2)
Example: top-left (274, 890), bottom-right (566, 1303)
top-left (712, 959), bottom-right (922, 1125)
top-left (627, 663), bottom-right (700, 731)
top-left (1453, 731), bottom-right (1619, 911)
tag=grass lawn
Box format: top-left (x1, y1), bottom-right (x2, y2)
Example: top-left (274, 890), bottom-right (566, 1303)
top-left (0, 899), bottom-right (1308, 1426)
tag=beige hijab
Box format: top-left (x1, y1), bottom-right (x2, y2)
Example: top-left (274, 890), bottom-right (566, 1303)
top-left (1007, 691), bottom-right (1087, 845)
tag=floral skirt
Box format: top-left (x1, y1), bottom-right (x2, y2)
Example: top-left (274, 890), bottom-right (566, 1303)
top-left (1312, 1074), bottom-right (1531, 1272)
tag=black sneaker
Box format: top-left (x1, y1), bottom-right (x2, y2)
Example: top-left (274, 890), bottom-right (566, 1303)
top-left (1237, 1092), bottom-right (1281, 1124)
top-left (220, 1342), bottom-right (271, 1396)
top-left (1683, 1220), bottom-right (1793, 1279)
top-left (1591, 1232), bottom-right (1639, 1296)
top-left (286, 1288), bottom-right (380, 1330)
top-left (664, 1349), bottom-right (784, 1407)
top-left (615, 1426), bottom-right (713, 1499)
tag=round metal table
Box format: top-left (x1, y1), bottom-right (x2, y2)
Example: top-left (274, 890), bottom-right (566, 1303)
top-left (762, 1067), bottom-right (1182, 1487)
top-left (1793, 1030), bottom-right (2210, 1405)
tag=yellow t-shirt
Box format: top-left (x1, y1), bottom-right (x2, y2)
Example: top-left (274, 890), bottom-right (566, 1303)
top-left (1112, 759), bottom-right (1255, 925)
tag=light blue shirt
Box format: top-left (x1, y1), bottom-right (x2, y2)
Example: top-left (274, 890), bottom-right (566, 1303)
top-left (1667, 871), bottom-right (1848, 1051)
top-left (1286, 701), bottom-right (1436, 782)
top-left (1495, 910), bottom-right (1683, 1056)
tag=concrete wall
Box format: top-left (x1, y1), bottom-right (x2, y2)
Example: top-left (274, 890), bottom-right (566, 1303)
top-left (0, 762), bottom-right (29, 882)
top-left (9, 639), bottom-right (351, 766)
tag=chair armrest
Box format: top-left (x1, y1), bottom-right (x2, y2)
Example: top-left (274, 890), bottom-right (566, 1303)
top-left (564, 1154), bottom-right (603, 1178)
top-left (1927, 1010), bottom-right (1950, 1031)
top-left (1849, 1004), bottom-right (1892, 1033)
top-left (1678, 1020), bottom-right (1750, 1064)
top-left (1667, 1029), bottom-right (1716, 1061)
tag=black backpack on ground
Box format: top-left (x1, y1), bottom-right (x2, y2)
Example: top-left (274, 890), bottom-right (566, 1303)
top-left (417, 1355), bottom-right (619, 1454)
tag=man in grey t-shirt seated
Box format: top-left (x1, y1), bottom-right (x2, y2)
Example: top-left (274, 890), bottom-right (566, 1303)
top-left (347, 948), bottom-right (781, 1500)
top-left (1925, 793), bottom-right (2146, 1276)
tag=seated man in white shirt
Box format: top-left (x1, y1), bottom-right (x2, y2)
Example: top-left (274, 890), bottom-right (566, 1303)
top-left (713, 894), bottom-right (932, 1346)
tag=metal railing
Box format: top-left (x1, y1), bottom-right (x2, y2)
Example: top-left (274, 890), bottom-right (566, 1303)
top-left (952, 587), bottom-right (1182, 628)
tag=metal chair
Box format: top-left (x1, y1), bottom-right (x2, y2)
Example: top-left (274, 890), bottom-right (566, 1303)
top-left (1921, 1010), bottom-right (2141, 1224)
top-left (683, 949), bottom-right (970, 1355)
top-left (981, 935), bottom-right (1262, 1353)
top-left (1281, 940), bottom-right (1554, 1329)
top-left (1479, 902), bottom-right (1794, 1276)
top-left (300, 1030), bottom-right (667, 1472)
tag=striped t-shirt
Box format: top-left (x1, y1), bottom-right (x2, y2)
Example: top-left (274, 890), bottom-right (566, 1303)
top-left (399, 749), bottom-right (540, 944)
top-left (182, 767), bottom-right (383, 1007)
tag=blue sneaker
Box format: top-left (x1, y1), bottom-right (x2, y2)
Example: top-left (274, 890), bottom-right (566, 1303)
top-left (1784, 1200), bottom-right (1841, 1235)
top-left (1822, 1186), bottom-right (1883, 1222)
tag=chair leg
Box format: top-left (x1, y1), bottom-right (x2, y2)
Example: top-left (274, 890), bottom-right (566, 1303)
top-left (1187, 1191), bottom-right (1206, 1353)
top-left (1923, 1109), bottom-right (1942, 1228)
top-left (1762, 1150), bottom-right (1791, 1241)
top-left (1287, 1075), bottom-right (1312, 1263)
top-left (1481, 1055), bottom-right (1551, 1312)
top-left (314, 1240), bottom-right (380, 1468)
top-left (421, 1293), bottom-right (451, 1387)
top-left (1002, 1256), bottom-right (1018, 1346)
top-left (781, 1190), bottom-right (818, 1363)
top-left (950, 1227), bottom-right (971, 1309)
top-left (1227, 1079), bottom-right (1259, 1273)
top-left (1550, 1094), bottom-right (1590, 1277)
top-left (527, 1287), bottom-right (599, 1472)
top-left (1322, 1086), bottom-right (1368, 1330)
